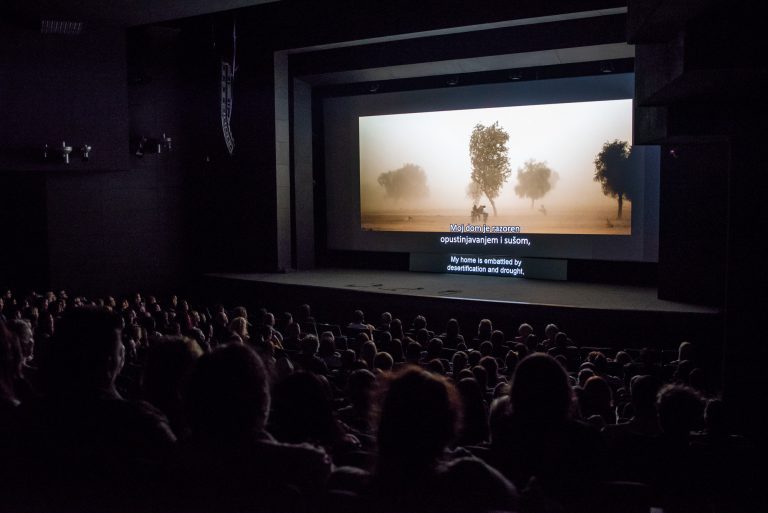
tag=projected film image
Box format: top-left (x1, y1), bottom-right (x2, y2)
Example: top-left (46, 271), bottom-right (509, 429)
top-left (360, 99), bottom-right (639, 235)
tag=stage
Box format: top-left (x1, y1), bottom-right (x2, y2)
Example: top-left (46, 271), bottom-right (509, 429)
top-left (204, 269), bottom-right (716, 314)
top-left (199, 269), bottom-right (722, 358)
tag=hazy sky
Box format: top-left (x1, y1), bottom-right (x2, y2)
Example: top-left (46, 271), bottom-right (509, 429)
top-left (360, 99), bottom-right (633, 211)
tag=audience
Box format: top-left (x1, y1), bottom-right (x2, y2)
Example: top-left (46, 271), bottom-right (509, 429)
top-left (0, 287), bottom-right (754, 513)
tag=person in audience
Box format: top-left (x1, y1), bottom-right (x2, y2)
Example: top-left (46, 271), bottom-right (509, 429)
top-left (603, 374), bottom-right (663, 483)
top-left (227, 316), bottom-right (250, 345)
top-left (438, 318), bottom-right (463, 349)
top-left (360, 340), bottom-right (378, 369)
top-left (451, 350), bottom-right (469, 377)
top-left (377, 311), bottom-right (392, 332)
top-left (405, 341), bottom-right (423, 366)
top-left (142, 335), bottom-right (203, 439)
top-left (502, 350), bottom-right (519, 379)
top-left (476, 318), bottom-right (493, 347)
top-left (171, 344), bottom-right (331, 513)
top-left (262, 311), bottom-right (283, 344)
top-left (389, 318), bottom-right (405, 342)
top-left (348, 309), bottom-right (373, 334)
top-left (479, 355), bottom-right (504, 388)
top-left (296, 303), bottom-right (316, 330)
top-left (269, 371), bottom-right (359, 462)
top-left (411, 314), bottom-right (428, 334)
top-left (369, 366), bottom-right (517, 513)
top-left (210, 310), bottom-right (229, 346)
top-left (294, 335), bottom-right (329, 375)
top-left (579, 375), bottom-right (615, 427)
top-left (337, 368), bottom-right (377, 437)
top-left (9, 307), bottom-right (176, 513)
top-left (8, 318), bottom-right (38, 400)
top-left (541, 323), bottom-right (560, 350)
top-left (514, 323), bottom-right (534, 344)
top-left (0, 320), bottom-right (20, 410)
top-left (373, 351), bottom-right (394, 373)
top-left (653, 383), bottom-right (707, 509)
top-left (318, 331), bottom-right (342, 370)
top-left (456, 377), bottom-right (490, 447)
top-left (490, 353), bottom-right (605, 512)
top-left (281, 321), bottom-right (303, 351)
top-left (389, 338), bottom-right (405, 366)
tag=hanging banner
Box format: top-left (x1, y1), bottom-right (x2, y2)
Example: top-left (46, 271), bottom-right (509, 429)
top-left (220, 61), bottom-right (235, 155)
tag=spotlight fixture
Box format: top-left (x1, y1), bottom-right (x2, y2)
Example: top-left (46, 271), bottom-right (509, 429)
top-left (42, 142), bottom-right (92, 163)
top-left (59, 141), bottom-right (73, 164)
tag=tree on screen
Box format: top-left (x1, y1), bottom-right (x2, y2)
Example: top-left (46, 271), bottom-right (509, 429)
top-left (514, 159), bottom-right (558, 209)
top-left (469, 122), bottom-right (511, 216)
top-left (377, 163), bottom-right (429, 201)
top-left (594, 140), bottom-right (636, 219)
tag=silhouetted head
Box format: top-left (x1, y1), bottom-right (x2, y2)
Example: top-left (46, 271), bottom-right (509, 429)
top-left (300, 334), bottom-right (320, 355)
top-left (405, 341), bottom-right (422, 364)
top-left (427, 337), bottom-right (443, 359)
top-left (347, 368), bottom-right (376, 408)
top-left (509, 353), bottom-right (574, 423)
top-left (477, 319), bottom-right (493, 340)
top-left (657, 383), bottom-right (704, 438)
top-left (185, 344), bottom-right (270, 438)
top-left (0, 321), bottom-right (21, 402)
top-left (678, 341), bottom-right (694, 362)
top-left (270, 372), bottom-right (339, 447)
top-left (544, 323), bottom-right (559, 341)
top-left (451, 351), bottom-right (468, 374)
top-left (389, 338), bottom-right (404, 362)
top-left (47, 307), bottom-right (123, 393)
top-left (630, 374), bottom-right (663, 418)
top-left (374, 352), bottom-right (394, 372)
top-left (445, 318), bottom-right (460, 337)
top-left (318, 332), bottom-right (336, 357)
top-left (376, 366), bottom-right (461, 472)
top-left (580, 376), bottom-right (613, 420)
top-left (361, 340), bottom-right (378, 367)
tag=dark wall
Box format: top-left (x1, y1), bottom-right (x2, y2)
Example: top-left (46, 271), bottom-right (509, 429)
top-left (0, 173), bottom-right (48, 290)
top-left (0, 24), bottom-right (193, 296)
top-left (0, 22), bottom-right (128, 172)
top-left (657, 142), bottom-right (728, 306)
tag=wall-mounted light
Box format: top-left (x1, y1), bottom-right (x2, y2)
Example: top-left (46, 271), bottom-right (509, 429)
top-left (367, 83), bottom-right (380, 93)
top-left (508, 71), bottom-right (523, 81)
top-left (41, 141), bottom-right (92, 164)
top-left (600, 61), bottom-right (614, 73)
top-left (60, 141), bottom-right (72, 164)
top-left (446, 76), bottom-right (459, 86)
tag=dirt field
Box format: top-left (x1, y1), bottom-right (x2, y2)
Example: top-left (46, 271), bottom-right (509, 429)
top-left (361, 206), bottom-right (631, 235)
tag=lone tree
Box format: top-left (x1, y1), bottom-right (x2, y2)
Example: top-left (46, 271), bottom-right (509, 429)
top-left (377, 163), bottom-right (429, 201)
top-left (469, 122), bottom-right (511, 216)
top-left (593, 140), bottom-right (636, 219)
top-left (514, 159), bottom-right (558, 208)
